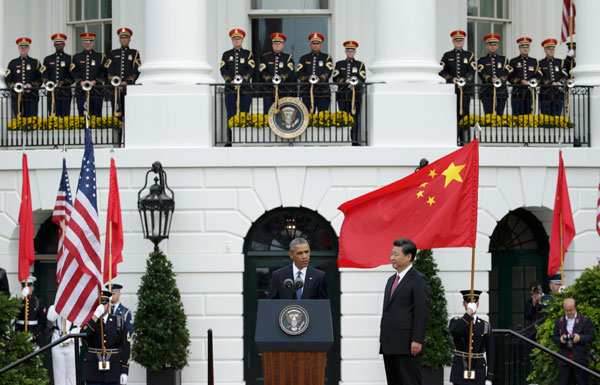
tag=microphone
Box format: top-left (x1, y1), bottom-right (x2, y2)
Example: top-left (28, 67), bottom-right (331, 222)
top-left (294, 277), bottom-right (304, 293)
top-left (284, 279), bottom-right (294, 294)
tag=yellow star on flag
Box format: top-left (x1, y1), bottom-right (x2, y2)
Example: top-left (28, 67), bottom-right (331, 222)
top-left (426, 196), bottom-right (436, 206)
top-left (416, 190), bottom-right (424, 199)
top-left (419, 182), bottom-right (429, 188)
top-left (441, 162), bottom-right (466, 188)
top-left (428, 169), bottom-right (437, 179)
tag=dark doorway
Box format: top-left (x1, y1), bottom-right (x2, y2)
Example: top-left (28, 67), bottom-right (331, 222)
top-left (243, 207), bottom-right (340, 385)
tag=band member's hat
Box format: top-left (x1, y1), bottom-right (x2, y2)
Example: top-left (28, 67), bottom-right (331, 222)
top-left (229, 28), bottom-right (246, 39)
top-left (343, 40), bottom-right (359, 50)
top-left (270, 32), bottom-right (286, 43)
top-left (117, 27), bottom-right (133, 37)
top-left (542, 38), bottom-right (558, 48)
top-left (16, 37), bottom-right (32, 47)
top-left (80, 32), bottom-right (96, 42)
top-left (450, 30), bottom-right (466, 40)
top-left (484, 33), bottom-right (501, 43)
top-left (567, 42), bottom-right (576, 49)
top-left (105, 283), bottom-right (123, 293)
top-left (100, 290), bottom-right (112, 304)
top-left (308, 32), bottom-right (324, 43)
top-left (548, 274), bottom-right (562, 284)
top-left (517, 37), bottom-right (532, 47)
top-left (460, 289), bottom-right (482, 302)
top-left (51, 34), bottom-right (67, 43)
top-left (20, 275), bottom-right (37, 286)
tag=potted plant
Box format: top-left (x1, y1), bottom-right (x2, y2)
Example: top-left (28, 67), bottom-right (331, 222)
top-left (132, 250), bottom-right (190, 385)
top-left (413, 249), bottom-right (454, 384)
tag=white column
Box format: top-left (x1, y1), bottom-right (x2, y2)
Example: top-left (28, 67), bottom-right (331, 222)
top-left (136, 0), bottom-right (213, 84)
top-left (0, 0), bottom-right (6, 88)
top-left (369, 0), bottom-right (441, 83)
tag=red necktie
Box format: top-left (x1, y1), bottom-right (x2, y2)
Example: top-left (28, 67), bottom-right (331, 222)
top-left (389, 274), bottom-right (400, 300)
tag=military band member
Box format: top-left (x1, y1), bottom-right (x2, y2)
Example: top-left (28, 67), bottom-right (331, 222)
top-left (439, 30), bottom-right (476, 132)
top-left (508, 37), bottom-right (539, 115)
top-left (539, 39), bottom-right (568, 116)
top-left (15, 275), bottom-right (47, 346)
top-left (47, 305), bottom-right (80, 385)
top-left (259, 32), bottom-right (295, 114)
top-left (5, 37), bottom-right (44, 118)
top-left (71, 32), bottom-right (106, 117)
top-left (297, 32), bottom-right (333, 113)
top-left (107, 283), bottom-right (133, 336)
top-left (449, 290), bottom-right (494, 385)
top-left (333, 40), bottom-right (366, 146)
top-left (477, 33), bottom-right (512, 115)
top-left (82, 290), bottom-right (130, 385)
top-left (565, 42), bottom-right (576, 77)
top-left (220, 28), bottom-right (255, 118)
top-left (42, 33), bottom-right (73, 117)
top-left (105, 27), bottom-right (141, 120)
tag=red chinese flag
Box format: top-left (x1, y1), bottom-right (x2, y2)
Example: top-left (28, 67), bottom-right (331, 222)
top-left (103, 158), bottom-right (124, 283)
top-left (18, 153), bottom-right (35, 281)
top-left (338, 140), bottom-right (479, 268)
top-left (548, 151), bottom-right (575, 276)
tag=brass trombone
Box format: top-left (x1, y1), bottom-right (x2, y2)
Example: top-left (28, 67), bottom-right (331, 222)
top-left (45, 81), bottom-right (57, 117)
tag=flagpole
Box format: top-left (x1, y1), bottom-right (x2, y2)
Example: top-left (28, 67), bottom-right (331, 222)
top-left (97, 286), bottom-right (106, 365)
top-left (466, 247), bottom-right (476, 378)
top-left (560, 213), bottom-right (565, 286)
top-left (569, 0), bottom-right (574, 74)
top-left (108, 222), bottom-right (113, 314)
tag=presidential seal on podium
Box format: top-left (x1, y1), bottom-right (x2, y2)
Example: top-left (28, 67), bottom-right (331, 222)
top-left (279, 304), bottom-right (310, 336)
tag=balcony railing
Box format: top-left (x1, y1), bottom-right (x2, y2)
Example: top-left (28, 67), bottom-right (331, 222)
top-left (458, 84), bottom-right (591, 147)
top-left (0, 85), bottom-right (124, 148)
top-left (212, 82), bottom-right (369, 147)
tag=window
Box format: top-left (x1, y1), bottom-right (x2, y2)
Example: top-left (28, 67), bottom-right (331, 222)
top-left (251, 0), bottom-right (328, 10)
top-left (68, 0), bottom-right (112, 54)
top-left (467, 0), bottom-right (509, 60)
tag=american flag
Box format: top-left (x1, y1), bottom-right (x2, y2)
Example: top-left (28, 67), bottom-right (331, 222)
top-left (561, 0), bottom-right (576, 43)
top-left (52, 158), bottom-right (73, 283)
top-left (54, 129), bottom-right (102, 326)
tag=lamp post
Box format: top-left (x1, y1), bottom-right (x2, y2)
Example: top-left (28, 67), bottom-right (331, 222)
top-left (285, 218), bottom-right (297, 241)
top-left (138, 161), bottom-right (175, 252)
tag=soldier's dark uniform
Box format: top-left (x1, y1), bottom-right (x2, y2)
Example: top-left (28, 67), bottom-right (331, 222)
top-left (449, 290), bottom-right (494, 385)
top-left (259, 32), bottom-right (296, 114)
top-left (297, 33), bottom-right (333, 113)
top-left (105, 27), bottom-right (141, 120)
top-left (565, 42), bottom-right (576, 77)
top-left (81, 291), bottom-right (130, 385)
top-left (508, 37), bottom-right (540, 115)
top-left (333, 41), bottom-right (366, 145)
top-left (439, 30), bottom-right (476, 124)
top-left (15, 276), bottom-right (47, 346)
top-left (220, 28), bottom-right (255, 121)
top-left (42, 33), bottom-right (73, 117)
top-left (539, 39), bottom-right (568, 116)
top-left (71, 32), bottom-right (106, 117)
top-left (477, 33), bottom-right (511, 115)
top-left (5, 37), bottom-right (44, 118)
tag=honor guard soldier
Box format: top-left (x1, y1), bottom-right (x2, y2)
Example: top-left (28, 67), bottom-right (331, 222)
top-left (42, 33), bottom-right (73, 117)
top-left (297, 32), bottom-right (333, 113)
top-left (15, 275), bottom-right (47, 346)
top-left (107, 283), bottom-right (133, 336)
top-left (539, 39), bottom-right (568, 116)
top-left (333, 40), bottom-right (366, 146)
top-left (477, 33), bottom-right (512, 115)
top-left (449, 290), bottom-right (494, 385)
top-left (105, 27), bottom-right (141, 120)
top-left (5, 37), bottom-right (44, 118)
top-left (508, 37), bottom-right (540, 115)
top-left (220, 28), bottom-right (255, 118)
top-left (565, 42), bottom-right (576, 77)
top-left (439, 30), bottom-right (476, 141)
top-left (82, 290), bottom-right (130, 385)
top-left (259, 32), bottom-right (295, 114)
top-left (71, 32), bottom-right (106, 117)
top-left (47, 305), bottom-right (80, 385)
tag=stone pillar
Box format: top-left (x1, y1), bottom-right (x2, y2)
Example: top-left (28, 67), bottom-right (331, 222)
top-left (0, 0), bottom-right (6, 88)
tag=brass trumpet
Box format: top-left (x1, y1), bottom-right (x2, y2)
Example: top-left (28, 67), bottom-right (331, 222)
top-left (233, 75), bottom-right (243, 85)
top-left (45, 81), bottom-right (56, 92)
top-left (110, 76), bottom-right (121, 87)
top-left (528, 78), bottom-right (538, 88)
top-left (567, 79), bottom-right (575, 88)
top-left (349, 76), bottom-right (359, 86)
top-left (493, 78), bottom-right (503, 88)
top-left (456, 77), bottom-right (466, 87)
top-left (272, 74), bottom-right (281, 85)
top-left (81, 80), bottom-right (93, 91)
top-left (309, 74), bottom-right (319, 84)
top-left (14, 82), bottom-right (24, 93)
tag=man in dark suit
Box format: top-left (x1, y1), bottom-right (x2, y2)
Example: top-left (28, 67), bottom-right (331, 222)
top-left (0, 267), bottom-right (9, 296)
top-left (380, 238), bottom-right (430, 385)
top-left (553, 298), bottom-right (595, 385)
top-left (267, 238), bottom-right (328, 299)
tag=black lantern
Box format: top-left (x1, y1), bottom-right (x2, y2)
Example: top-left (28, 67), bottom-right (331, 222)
top-left (285, 217), bottom-right (297, 240)
top-left (138, 161), bottom-right (175, 251)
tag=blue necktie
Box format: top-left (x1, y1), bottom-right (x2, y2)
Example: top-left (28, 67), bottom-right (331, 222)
top-left (296, 271), bottom-right (303, 299)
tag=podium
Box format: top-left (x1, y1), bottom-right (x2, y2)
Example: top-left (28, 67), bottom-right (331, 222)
top-left (255, 299), bottom-right (333, 385)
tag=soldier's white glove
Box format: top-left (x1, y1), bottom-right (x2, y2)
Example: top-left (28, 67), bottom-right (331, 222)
top-left (467, 302), bottom-right (478, 314)
top-left (567, 49), bottom-right (575, 57)
top-left (120, 373), bottom-right (128, 384)
top-left (93, 304), bottom-right (106, 319)
top-left (486, 380), bottom-right (492, 385)
top-left (21, 287), bottom-right (29, 297)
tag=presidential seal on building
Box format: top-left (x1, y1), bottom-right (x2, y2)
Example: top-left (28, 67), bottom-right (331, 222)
top-left (279, 304), bottom-right (310, 336)
top-left (268, 97), bottom-right (310, 139)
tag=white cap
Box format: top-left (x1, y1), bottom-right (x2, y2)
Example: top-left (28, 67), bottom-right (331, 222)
top-left (21, 275), bottom-right (36, 284)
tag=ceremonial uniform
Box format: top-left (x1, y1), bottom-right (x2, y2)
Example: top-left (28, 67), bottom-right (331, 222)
top-left (449, 290), bottom-right (494, 385)
top-left (220, 28), bottom-right (255, 122)
top-left (508, 37), bottom-right (540, 115)
top-left (439, 30), bottom-right (476, 124)
top-left (565, 42), bottom-right (576, 77)
top-left (71, 32), bottom-right (106, 117)
top-left (539, 39), bottom-right (568, 116)
top-left (5, 37), bottom-right (44, 118)
top-left (15, 276), bottom-right (47, 346)
top-left (107, 283), bottom-right (133, 337)
top-left (47, 305), bottom-right (80, 385)
top-left (42, 34), bottom-right (73, 117)
top-left (105, 28), bottom-right (141, 119)
top-left (477, 34), bottom-right (511, 115)
top-left (259, 32), bottom-right (296, 114)
top-left (82, 291), bottom-right (130, 385)
top-left (333, 41), bottom-right (367, 145)
top-left (297, 33), bottom-right (333, 113)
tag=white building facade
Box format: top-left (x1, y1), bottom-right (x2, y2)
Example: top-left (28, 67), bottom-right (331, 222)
top-left (1, 0), bottom-right (599, 384)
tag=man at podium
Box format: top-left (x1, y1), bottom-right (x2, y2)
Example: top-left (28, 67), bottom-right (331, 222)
top-left (267, 238), bottom-right (328, 299)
